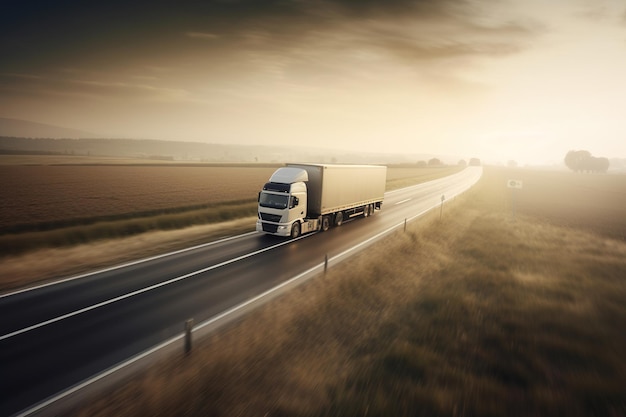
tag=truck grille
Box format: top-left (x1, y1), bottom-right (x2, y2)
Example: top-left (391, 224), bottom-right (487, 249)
top-left (262, 223), bottom-right (279, 233)
top-left (260, 213), bottom-right (282, 222)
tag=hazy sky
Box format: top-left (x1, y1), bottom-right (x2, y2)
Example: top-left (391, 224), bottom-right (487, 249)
top-left (1, 0), bottom-right (625, 164)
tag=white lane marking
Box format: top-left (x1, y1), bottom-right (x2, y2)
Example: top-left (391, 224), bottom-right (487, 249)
top-left (13, 258), bottom-right (326, 417)
top-left (394, 198), bottom-right (412, 205)
top-left (0, 233), bottom-right (307, 342)
top-left (0, 231), bottom-right (259, 299)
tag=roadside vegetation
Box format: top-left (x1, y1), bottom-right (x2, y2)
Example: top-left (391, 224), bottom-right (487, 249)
top-left (0, 200), bottom-right (258, 257)
top-left (66, 167), bottom-right (626, 417)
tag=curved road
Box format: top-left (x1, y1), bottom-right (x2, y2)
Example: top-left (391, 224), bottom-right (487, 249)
top-left (0, 166), bottom-right (482, 416)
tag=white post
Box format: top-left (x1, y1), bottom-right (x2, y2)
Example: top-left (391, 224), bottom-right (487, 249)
top-left (440, 194), bottom-right (445, 220)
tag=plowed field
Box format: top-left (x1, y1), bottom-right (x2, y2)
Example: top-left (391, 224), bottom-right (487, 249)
top-left (0, 161), bottom-right (458, 232)
top-left (0, 165), bottom-right (277, 231)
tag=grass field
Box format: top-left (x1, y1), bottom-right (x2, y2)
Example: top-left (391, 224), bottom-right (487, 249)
top-left (65, 167), bottom-right (626, 417)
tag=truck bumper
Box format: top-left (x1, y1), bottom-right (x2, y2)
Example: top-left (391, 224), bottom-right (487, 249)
top-left (256, 220), bottom-right (292, 237)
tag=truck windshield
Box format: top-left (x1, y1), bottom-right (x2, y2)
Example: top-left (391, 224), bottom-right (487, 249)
top-left (259, 192), bottom-right (289, 209)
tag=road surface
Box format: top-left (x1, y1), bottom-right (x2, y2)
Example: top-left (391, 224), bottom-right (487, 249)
top-left (0, 166), bottom-right (482, 416)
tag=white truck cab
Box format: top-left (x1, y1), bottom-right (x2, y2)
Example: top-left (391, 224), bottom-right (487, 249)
top-left (256, 167), bottom-right (313, 238)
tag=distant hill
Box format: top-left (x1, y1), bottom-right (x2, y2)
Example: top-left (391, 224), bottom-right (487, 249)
top-left (0, 118), bottom-right (101, 139)
top-left (0, 137), bottom-right (294, 162)
top-left (0, 136), bottom-right (440, 164)
top-left (0, 118), bottom-right (448, 164)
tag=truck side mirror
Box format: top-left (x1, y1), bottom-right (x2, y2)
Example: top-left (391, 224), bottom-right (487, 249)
top-left (257, 192), bottom-right (261, 202)
top-left (290, 196), bottom-right (299, 208)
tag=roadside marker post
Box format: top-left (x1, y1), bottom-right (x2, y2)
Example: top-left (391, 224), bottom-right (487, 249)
top-left (440, 194), bottom-right (445, 220)
top-left (184, 318), bottom-right (194, 355)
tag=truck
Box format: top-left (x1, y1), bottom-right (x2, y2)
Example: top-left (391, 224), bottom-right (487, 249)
top-left (256, 163), bottom-right (387, 238)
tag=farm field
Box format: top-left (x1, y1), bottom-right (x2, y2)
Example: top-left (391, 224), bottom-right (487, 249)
top-left (0, 163), bottom-right (278, 232)
top-left (504, 168), bottom-right (626, 241)
top-left (65, 166), bottom-right (626, 417)
top-left (0, 156), bottom-right (460, 233)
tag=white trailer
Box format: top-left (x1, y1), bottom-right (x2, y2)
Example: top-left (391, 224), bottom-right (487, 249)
top-left (256, 163), bottom-right (386, 238)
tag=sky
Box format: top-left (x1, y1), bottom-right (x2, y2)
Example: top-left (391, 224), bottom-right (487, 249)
top-left (1, 0), bottom-right (625, 165)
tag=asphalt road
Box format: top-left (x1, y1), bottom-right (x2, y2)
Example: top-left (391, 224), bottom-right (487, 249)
top-left (0, 166), bottom-right (482, 416)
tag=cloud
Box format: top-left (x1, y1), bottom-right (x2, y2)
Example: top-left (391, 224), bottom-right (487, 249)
top-left (0, 72), bottom-right (42, 80)
top-left (369, 32), bottom-right (527, 63)
top-left (0, 0), bottom-right (545, 112)
top-left (186, 31), bottom-right (220, 40)
top-left (2, 0), bottom-right (540, 77)
top-left (70, 80), bottom-right (192, 101)
top-left (207, 1), bottom-right (538, 67)
top-left (0, 71), bottom-right (194, 103)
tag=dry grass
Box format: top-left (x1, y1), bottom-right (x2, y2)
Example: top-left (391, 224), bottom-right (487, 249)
top-left (66, 167), bottom-right (626, 417)
top-left (0, 200), bottom-right (258, 258)
top-left (502, 167), bottom-right (626, 241)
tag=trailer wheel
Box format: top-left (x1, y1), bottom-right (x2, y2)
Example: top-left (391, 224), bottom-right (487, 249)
top-left (369, 204), bottom-right (375, 215)
top-left (321, 216), bottom-right (331, 231)
top-left (334, 212), bottom-right (343, 226)
top-left (363, 205), bottom-right (370, 217)
top-left (290, 222), bottom-right (301, 239)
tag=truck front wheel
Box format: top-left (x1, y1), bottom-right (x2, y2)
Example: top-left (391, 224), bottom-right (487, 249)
top-left (321, 216), bottom-right (331, 231)
top-left (291, 222), bottom-right (301, 239)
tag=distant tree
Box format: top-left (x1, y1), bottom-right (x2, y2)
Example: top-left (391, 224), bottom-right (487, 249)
top-left (469, 158), bottom-right (481, 166)
top-left (458, 159), bottom-right (467, 167)
top-left (507, 160), bottom-right (518, 168)
top-left (428, 158), bottom-right (442, 166)
top-left (564, 150), bottom-right (591, 172)
top-left (564, 150), bottom-right (609, 173)
top-left (416, 160), bottom-right (427, 167)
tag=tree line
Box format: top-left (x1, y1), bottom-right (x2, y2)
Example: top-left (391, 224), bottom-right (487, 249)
top-left (564, 150), bottom-right (609, 173)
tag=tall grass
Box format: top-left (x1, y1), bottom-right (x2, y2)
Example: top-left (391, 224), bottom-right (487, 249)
top-left (68, 167), bottom-right (626, 417)
top-left (0, 200), bottom-right (257, 256)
